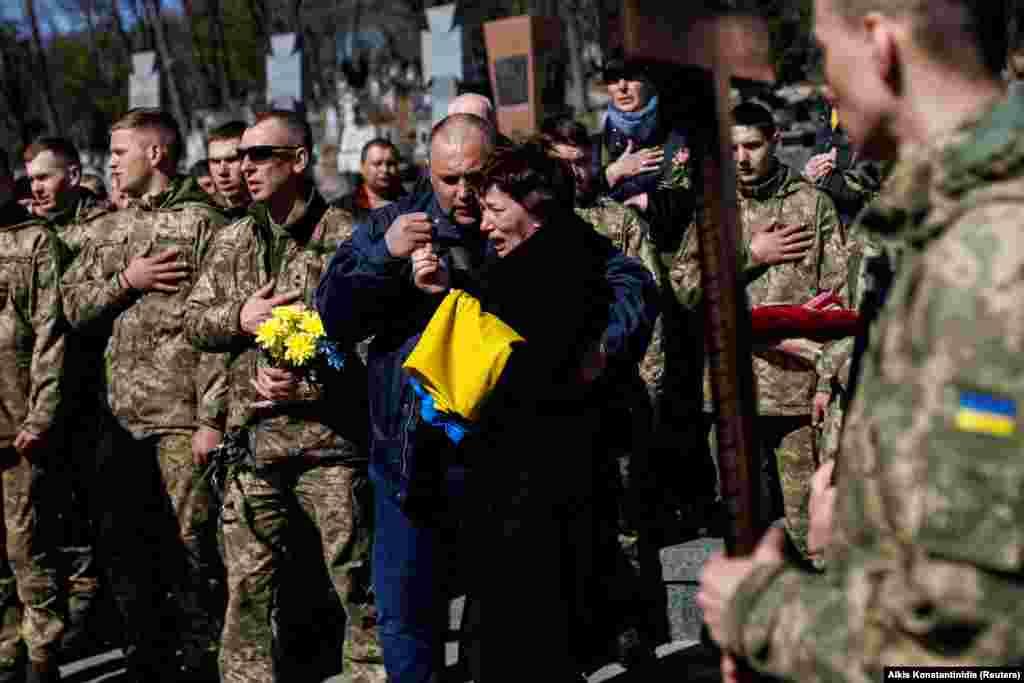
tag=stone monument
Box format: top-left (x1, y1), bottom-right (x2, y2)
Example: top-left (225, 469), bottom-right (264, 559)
top-left (129, 51), bottom-right (160, 109)
top-left (267, 33), bottom-right (302, 110)
top-left (424, 3), bottom-right (463, 125)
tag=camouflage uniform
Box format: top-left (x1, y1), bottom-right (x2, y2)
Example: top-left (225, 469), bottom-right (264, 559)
top-left (60, 176), bottom-right (226, 679)
top-left (41, 189), bottom-right (112, 655)
top-left (0, 216), bottom-right (67, 670)
top-left (815, 149), bottom-right (931, 462)
top-left (721, 93), bottom-right (1024, 681)
top-left (674, 162), bottom-right (846, 559)
top-left (184, 189), bottom-right (384, 683)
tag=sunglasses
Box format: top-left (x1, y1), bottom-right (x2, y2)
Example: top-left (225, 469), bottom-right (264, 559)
top-left (237, 145), bottom-right (302, 163)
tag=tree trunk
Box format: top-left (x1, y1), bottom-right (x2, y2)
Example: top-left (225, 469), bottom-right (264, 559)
top-left (143, 0), bottom-right (190, 136)
top-left (559, 0), bottom-right (587, 115)
top-left (23, 0), bottom-right (62, 134)
top-left (110, 0), bottom-right (136, 56)
top-left (182, 0), bottom-right (217, 106)
top-left (208, 0), bottom-right (233, 102)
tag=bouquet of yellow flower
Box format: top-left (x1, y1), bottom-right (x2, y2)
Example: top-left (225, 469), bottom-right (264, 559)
top-left (255, 305), bottom-right (346, 374)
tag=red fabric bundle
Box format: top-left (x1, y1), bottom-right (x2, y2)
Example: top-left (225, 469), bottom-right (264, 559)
top-left (750, 293), bottom-right (860, 343)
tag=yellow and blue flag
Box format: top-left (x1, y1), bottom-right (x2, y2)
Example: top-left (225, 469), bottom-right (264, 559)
top-left (955, 390), bottom-right (1017, 438)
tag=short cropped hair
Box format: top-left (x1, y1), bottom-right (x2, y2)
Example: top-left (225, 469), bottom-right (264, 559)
top-left (111, 108), bottom-right (183, 166)
top-left (361, 138), bottom-right (399, 164)
top-left (207, 120), bottom-right (247, 144)
top-left (254, 110), bottom-right (313, 152)
top-left (429, 113), bottom-right (497, 151)
top-left (190, 159), bottom-right (211, 178)
top-left (732, 101), bottom-right (777, 138)
top-left (833, 0), bottom-right (1006, 79)
top-left (24, 137), bottom-right (81, 167)
top-left (476, 141), bottom-right (575, 222)
top-left (539, 115), bottom-right (591, 149)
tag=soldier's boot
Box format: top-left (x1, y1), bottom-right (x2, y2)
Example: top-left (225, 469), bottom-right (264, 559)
top-left (24, 660), bottom-right (59, 683)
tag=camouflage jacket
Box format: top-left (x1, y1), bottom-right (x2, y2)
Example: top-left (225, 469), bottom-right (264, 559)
top-left (0, 217), bottom-right (65, 446)
top-left (185, 189), bottom-right (365, 466)
top-left (60, 176), bottom-right (227, 438)
top-left (674, 163), bottom-right (845, 415)
top-left (723, 94), bottom-right (1024, 680)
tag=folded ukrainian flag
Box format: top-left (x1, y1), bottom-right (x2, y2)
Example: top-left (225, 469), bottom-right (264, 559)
top-left (403, 289), bottom-right (525, 440)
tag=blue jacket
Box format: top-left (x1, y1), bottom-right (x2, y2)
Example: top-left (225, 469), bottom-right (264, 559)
top-left (316, 189), bottom-right (658, 507)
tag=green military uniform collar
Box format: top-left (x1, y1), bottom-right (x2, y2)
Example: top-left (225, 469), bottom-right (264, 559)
top-left (135, 175), bottom-right (217, 212)
top-left (43, 189), bottom-right (108, 230)
top-left (247, 185), bottom-right (328, 274)
top-left (939, 93), bottom-right (1024, 196)
top-left (738, 161), bottom-right (798, 200)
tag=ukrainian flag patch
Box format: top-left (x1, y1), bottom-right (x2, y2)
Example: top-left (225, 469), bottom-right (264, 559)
top-left (955, 391), bottom-right (1017, 438)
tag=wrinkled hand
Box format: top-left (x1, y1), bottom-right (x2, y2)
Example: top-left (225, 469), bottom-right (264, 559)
top-left (411, 245), bottom-right (449, 294)
top-left (698, 527), bottom-right (786, 647)
top-left (385, 212), bottom-right (433, 259)
top-left (251, 365), bottom-right (298, 402)
top-left (808, 460), bottom-right (837, 562)
top-left (607, 141), bottom-right (664, 187)
top-left (812, 391), bottom-right (830, 426)
top-left (239, 282), bottom-right (302, 335)
top-left (13, 429), bottom-right (44, 462)
top-left (623, 192), bottom-right (649, 213)
top-left (191, 426), bottom-right (222, 467)
top-left (122, 248), bottom-right (190, 293)
top-left (749, 222), bottom-right (814, 266)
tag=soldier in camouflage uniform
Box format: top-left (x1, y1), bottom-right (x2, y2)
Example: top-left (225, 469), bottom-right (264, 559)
top-left (676, 102), bottom-right (847, 561)
top-left (0, 155), bottom-right (66, 683)
top-left (23, 138), bottom-right (111, 659)
top-left (60, 109), bottom-right (227, 681)
top-left (184, 111), bottom-right (384, 683)
top-left (699, 1), bottom-right (1024, 679)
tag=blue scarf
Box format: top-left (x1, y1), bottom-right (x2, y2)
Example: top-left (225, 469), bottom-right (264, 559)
top-left (605, 95), bottom-right (660, 144)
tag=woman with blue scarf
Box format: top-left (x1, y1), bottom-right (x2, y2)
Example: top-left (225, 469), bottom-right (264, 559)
top-left (594, 57), bottom-right (695, 243)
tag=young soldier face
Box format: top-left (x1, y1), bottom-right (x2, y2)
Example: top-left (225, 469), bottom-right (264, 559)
top-left (109, 128), bottom-right (157, 199)
top-left (27, 150), bottom-right (80, 216)
top-left (208, 137), bottom-right (248, 206)
top-left (732, 125), bottom-right (777, 185)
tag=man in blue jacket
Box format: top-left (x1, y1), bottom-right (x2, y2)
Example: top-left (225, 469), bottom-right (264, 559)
top-left (317, 113), bottom-right (658, 681)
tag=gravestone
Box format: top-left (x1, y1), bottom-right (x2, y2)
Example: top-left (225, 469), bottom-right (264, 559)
top-left (661, 537), bottom-right (724, 642)
top-left (483, 15), bottom-right (565, 137)
top-left (129, 51), bottom-right (160, 109)
top-left (268, 33), bottom-right (302, 110)
top-left (425, 3), bottom-right (463, 124)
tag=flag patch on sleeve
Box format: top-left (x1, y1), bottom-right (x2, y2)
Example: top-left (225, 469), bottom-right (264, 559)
top-left (955, 391), bottom-right (1017, 437)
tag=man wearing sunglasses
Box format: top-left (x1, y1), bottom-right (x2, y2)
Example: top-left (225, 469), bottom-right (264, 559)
top-left (60, 107), bottom-right (228, 682)
top-left (185, 110), bottom-right (385, 683)
top-left (207, 120), bottom-right (251, 218)
top-left (317, 113), bottom-right (658, 682)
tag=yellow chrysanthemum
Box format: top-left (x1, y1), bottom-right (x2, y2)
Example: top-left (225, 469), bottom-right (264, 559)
top-left (274, 304), bottom-right (304, 325)
top-left (284, 332), bottom-right (318, 366)
top-left (300, 311), bottom-right (325, 338)
top-left (255, 316), bottom-right (285, 350)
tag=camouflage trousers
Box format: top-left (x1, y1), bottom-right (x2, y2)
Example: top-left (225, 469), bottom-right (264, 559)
top-left (0, 448), bottom-right (64, 666)
top-left (219, 461), bottom-right (384, 683)
top-left (758, 415), bottom-right (817, 561)
top-left (94, 425), bottom-right (221, 679)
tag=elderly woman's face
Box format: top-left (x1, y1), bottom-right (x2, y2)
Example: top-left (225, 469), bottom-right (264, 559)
top-left (607, 75), bottom-right (653, 113)
top-left (479, 186), bottom-right (539, 258)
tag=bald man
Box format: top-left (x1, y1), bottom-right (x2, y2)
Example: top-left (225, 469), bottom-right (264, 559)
top-left (318, 114), bottom-right (658, 681)
top-left (447, 93), bottom-right (496, 125)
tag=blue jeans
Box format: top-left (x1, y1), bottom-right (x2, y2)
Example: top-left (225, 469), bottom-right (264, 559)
top-left (371, 463), bottom-right (468, 683)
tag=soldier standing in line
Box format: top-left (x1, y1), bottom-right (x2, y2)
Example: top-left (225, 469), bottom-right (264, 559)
top-left (0, 153), bottom-right (68, 683)
top-left (185, 110), bottom-right (385, 683)
top-left (700, 1), bottom-right (1024, 679)
top-left (22, 138), bottom-right (112, 659)
top-left (207, 121), bottom-right (252, 220)
top-left (60, 108), bottom-right (227, 682)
